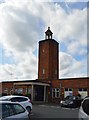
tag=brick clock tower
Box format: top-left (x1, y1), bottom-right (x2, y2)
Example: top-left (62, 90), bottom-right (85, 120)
top-left (38, 27), bottom-right (59, 81)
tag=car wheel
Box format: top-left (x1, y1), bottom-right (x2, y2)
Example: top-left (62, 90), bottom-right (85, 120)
top-left (26, 106), bottom-right (31, 113)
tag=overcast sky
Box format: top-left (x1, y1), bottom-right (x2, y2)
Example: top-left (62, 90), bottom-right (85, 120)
top-left (0, 0), bottom-right (88, 81)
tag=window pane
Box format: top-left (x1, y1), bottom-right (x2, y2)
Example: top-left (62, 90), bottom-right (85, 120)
top-left (69, 88), bottom-right (72, 91)
top-left (83, 88), bottom-right (87, 91)
top-left (79, 88), bottom-right (82, 91)
top-left (11, 97), bottom-right (27, 102)
top-left (42, 69), bottom-right (45, 74)
top-left (7, 104), bottom-right (14, 116)
top-left (13, 104), bottom-right (25, 114)
top-left (65, 88), bottom-right (68, 91)
top-left (2, 104), bottom-right (9, 118)
top-left (52, 91), bottom-right (55, 98)
top-left (56, 88), bottom-right (59, 92)
top-left (56, 92), bottom-right (59, 98)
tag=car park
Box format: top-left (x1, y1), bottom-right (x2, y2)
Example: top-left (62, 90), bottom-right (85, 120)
top-left (0, 101), bottom-right (30, 120)
top-left (60, 95), bottom-right (82, 108)
top-left (79, 97), bottom-right (89, 120)
top-left (0, 95), bottom-right (32, 113)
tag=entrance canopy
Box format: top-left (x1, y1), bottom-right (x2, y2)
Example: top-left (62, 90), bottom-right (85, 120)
top-left (14, 81), bottom-right (50, 86)
top-left (13, 80), bottom-right (50, 102)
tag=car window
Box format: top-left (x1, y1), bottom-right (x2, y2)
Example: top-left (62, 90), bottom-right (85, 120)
top-left (13, 104), bottom-right (25, 114)
top-left (7, 104), bottom-right (15, 116)
top-left (1, 103), bottom-right (25, 118)
top-left (82, 99), bottom-right (89, 115)
top-left (0, 104), bottom-right (2, 119)
top-left (11, 97), bottom-right (28, 102)
top-left (2, 104), bottom-right (10, 118)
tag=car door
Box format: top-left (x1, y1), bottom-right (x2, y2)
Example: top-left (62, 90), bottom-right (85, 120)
top-left (2, 103), bottom-right (29, 120)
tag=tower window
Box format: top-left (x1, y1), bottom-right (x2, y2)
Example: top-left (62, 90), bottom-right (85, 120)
top-left (55, 69), bottom-right (57, 74)
top-left (43, 49), bottom-right (44, 53)
top-left (42, 69), bottom-right (45, 74)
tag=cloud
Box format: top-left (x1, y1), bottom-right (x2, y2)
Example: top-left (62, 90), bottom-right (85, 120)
top-left (60, 52), bottom-right (87, 78)
top-left (0, 1), bottom-right (87, 81)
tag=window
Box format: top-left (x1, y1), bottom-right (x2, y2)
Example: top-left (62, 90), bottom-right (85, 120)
top-left (16, 88), bottom-right (23, 94)
top-left (13, 104), bottom-right (25, 114)
top-left (1, 103), bottom-right (25, 119)
top-left (65, 88), bottom-right (72, 91)
top-left (4, 88), bottom-right (8, 94)
top-left (79, 88), bottom-right (82, 91)
top-left (78, 88), bottom-right (87, 91)
top-left (2, 104), bottom-right (10, 118)
top-left (83, 88), bottom-right (87, 91)
top-left (55, 69), bottom-right (57, 74)
top-left (42, 69), bottom-right (45, 74)
top-left (11, 97), bottom-right (28, 102)
top-left (65, 88), bottom-right (68, 91)
top-left (64, 88), bottom-right (73, 97)
top-left (69, 88), bottom-right (72, 91)
top-left (52, 88), bottom-right (60, 98)
top-left (26, 88), bottom-right (31, 94)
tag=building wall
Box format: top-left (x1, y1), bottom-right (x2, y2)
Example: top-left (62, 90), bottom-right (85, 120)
top-left (0, 83), bottom-right (2, 94)
top-left (1, 77), bottom-right (89, 103)
top-left (2, 82), bottom-right (13, 95)
top-left (38, 39), bottom-right (59, 80)
top-left (51, 78), bottom-right (89, 103)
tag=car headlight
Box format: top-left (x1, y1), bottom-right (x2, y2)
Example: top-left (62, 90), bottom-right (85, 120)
top-left (60, 101), bottom-right (63, 104)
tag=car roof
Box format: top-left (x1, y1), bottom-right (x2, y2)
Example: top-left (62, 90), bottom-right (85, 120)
top-left (0, 95), bottom-right (28, 100)
top-left (0, 101), bottom-right (18, 104)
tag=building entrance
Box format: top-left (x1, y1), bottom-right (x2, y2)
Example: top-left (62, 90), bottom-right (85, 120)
top-left (34, 85), bottom-right (44, 101)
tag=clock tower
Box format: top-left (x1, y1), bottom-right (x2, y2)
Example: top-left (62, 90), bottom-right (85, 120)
top-left (38, 27), bottom-right (59, 81)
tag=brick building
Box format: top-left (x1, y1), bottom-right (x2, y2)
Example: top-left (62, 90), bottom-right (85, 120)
top-left (0, 27), bottom-right (89, 103)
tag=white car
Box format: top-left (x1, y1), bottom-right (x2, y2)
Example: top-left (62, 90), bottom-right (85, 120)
top-left (0, 95), bottom-right (32, 113)
top-left (79, 97), bottom-right (89, 120)
top-left (0, 101), bottom-right (30, 120)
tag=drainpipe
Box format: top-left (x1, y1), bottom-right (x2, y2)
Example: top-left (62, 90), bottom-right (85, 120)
top-left (44, 86), bottom-right (46, 102)
top-left (31, 85), bottom-right (34, 101)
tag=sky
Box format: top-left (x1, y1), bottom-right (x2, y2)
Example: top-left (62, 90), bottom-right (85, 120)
top-left (0, 0), bottom-right (88, 81)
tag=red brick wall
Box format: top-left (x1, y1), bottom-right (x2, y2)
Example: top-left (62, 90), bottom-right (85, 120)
top-left (2, 82), bottom-right (13, 94)
top-left (52, 78), bottom-right (89, 96)
top-left (38, 39), bottom-right (59, 80)
top-left (87, 78), bottom-right (89, 95)
top-left (60, 78), bottom-right (88, 88)
top-left (0, 83), bottom-right (2, 94)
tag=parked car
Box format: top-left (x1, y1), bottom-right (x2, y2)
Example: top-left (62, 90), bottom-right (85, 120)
top-left (0, 95), bottom-right (32, 113)
top-left (79, 97), bottom-right (89, 120)
top-left (0, 101), bottom-right (30, 120)
top-left (60, 95), bottom-right (82, 108)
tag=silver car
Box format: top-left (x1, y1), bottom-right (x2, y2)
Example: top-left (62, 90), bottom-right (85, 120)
top-left (0, 95), bottom-right (32, 113)
top-left (79, 97), bottom-right (89, 120)
top-left (0, 101), bottom-right (30, 120)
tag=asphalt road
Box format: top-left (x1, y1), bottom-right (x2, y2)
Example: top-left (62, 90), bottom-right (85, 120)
top-left (30, 104), bottom-right (79, 119)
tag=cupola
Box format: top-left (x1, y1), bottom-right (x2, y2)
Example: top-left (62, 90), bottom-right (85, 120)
top-left (45, 27), bottom-right (53, 39)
